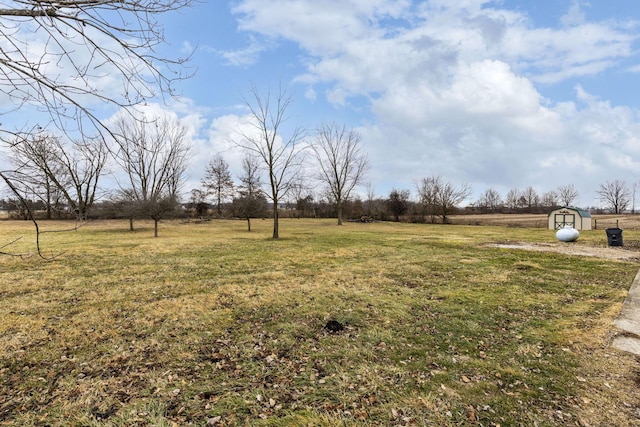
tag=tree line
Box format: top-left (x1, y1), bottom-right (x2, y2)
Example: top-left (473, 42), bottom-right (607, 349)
top-left (474, 180), bottom-right (637, 215)
top-left (187, 175), bottom-right (637, 225)
top-left (2, 85), bottom-right (372, 238)
top-left (2, 87), bottom-right (637, 238)
top-left (0, 2), bottom-right (635, 245)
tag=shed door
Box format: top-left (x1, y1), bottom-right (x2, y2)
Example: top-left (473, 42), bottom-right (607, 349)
top-left (554, 213), bottom-right (575, 229)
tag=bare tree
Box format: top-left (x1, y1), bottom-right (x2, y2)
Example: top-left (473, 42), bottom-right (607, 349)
top-left (233, 156), bottom-right (266, 231)
top-left (66, 139), bottom-right (108, 220)
top-left (0, 0), bottom-right (194, 254)
top-left (112, 114), bottom-right (190, 237)
top-left (438, 181), bottom-right (472, 223)
top-left (520, 186), bottom-right (540, 213)
top-left (365, 181), bottom-right (376, 218)
top-left (505, 188), bottom-right (520, 212)
top-left (9, 133), bottom-right (108, 219)
top-left (541, 190), bottom-right (558, 209)
top-left (7, 133), bottom-right (65, 219)
top-left (556, 184), bottom-right (579, 207)
top-left (202, 154), bottom-right (234, 216)
top-left (597, 180), bottom-right (631, 214)
top-left (475, 187), bottom-right (502, 213)
top-left (285, 180), bottom-right (313, 218)
top-left (235, 84), bottom-right (306, 239)
top-left (415, 175), bottom-right (442, 223)
top-left (311, 122), bottom-right (368, 225)
top-left (415, 175), bottom-right (470, 223)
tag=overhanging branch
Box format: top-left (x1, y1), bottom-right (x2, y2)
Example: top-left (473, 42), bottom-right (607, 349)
top-left (0, 8), bottom-right (58, 17)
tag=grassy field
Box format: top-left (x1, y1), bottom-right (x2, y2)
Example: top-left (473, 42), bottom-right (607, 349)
top-left (1, 218), bottom-right (639, 426)
top-left (450, 213), bottom-right (640, 230)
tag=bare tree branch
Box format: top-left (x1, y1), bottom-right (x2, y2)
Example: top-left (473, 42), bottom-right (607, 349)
top-left (202, 154), bottom-right (234, 216)
top-left (557, 184), bottom-right (579, 207)
top-left (312, 122), bottom-right (368, 225)
top-left (0, 169), bottom-right (61, 259)
top-left (8, 132), bottom-right (108, 219)
top-left (234, 84), bottom-right (307, 239)
top-left (597, 180), bottom-right (630, 214)
top-left (111, 113), bottom-right (190, 237)
top-left (0, 0), bottom-right (195, 256)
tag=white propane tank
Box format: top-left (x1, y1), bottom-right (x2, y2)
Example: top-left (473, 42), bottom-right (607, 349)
top-left (556, 225), bottom-right (579, 242)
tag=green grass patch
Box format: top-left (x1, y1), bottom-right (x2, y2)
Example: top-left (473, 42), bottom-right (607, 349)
top-left (0, 219), bottom-right (638, 426)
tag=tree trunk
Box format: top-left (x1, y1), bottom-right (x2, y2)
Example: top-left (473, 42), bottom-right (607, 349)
top-left (337, 200), bottom-right (343, 226)
top-left (154, 219), bottom-right (159, 237)
top-left (45, 185), bottom-right (52, 220)
top-left (129, 218), bottom-right (134, 231)
top-left (272, 202), bottom-right (279, 239)
top-left (246, 217), bottom-right (251, 232)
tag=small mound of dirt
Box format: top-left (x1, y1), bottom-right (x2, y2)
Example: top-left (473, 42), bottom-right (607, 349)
top-left (324, 320), bottom-right (344, 333)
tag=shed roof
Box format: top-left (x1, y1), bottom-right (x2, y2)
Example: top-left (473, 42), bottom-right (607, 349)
top-left (548, 206), bottom-right (592, 218)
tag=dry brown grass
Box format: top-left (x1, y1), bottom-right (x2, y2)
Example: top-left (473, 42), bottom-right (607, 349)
top-left (0, 218), bottom-right (639, 426)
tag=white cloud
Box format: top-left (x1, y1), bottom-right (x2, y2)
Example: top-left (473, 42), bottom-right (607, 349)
top-left (233, 0), bottom-right (637, 98)
top-left (561, 1), bottom-right (587, 27)
top-left (210, 1), bottom-right (640, 206)
top-left (504, 24), bottom-right (634, 83)
top-left (232, 0), bottom-right (411, 55)
top-left (446, 60), bottom-right (540, 116)
top-left (215, 35), bottom-right (273, 67)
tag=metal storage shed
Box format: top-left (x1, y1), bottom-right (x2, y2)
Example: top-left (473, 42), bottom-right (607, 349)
top-left (548, 206), bottom-right (592, 230)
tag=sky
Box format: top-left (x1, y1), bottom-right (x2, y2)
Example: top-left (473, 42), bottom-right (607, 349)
top-left (6, 0), bottom-right (640, 209)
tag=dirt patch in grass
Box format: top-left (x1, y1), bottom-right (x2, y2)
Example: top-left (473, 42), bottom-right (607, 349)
top-left (491, 241), bottom-right (640, 261)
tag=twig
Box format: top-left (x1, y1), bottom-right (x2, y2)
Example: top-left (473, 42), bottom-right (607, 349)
top-left (38, 220), bottom-right (90, 234)
top-left (0, 170), bottom-right (62, 260)
top-left (0, 236), bottom-right (33, 259)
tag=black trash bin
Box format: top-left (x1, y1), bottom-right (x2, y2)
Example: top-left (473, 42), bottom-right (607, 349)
top-left (606, 228), bottom-right (623, 247)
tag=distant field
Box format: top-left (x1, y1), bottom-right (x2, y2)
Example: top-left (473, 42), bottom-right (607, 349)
top-left (450, 213), bottom-right (640, 230)
top-left (0, 219), bottom-right (639, 426)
